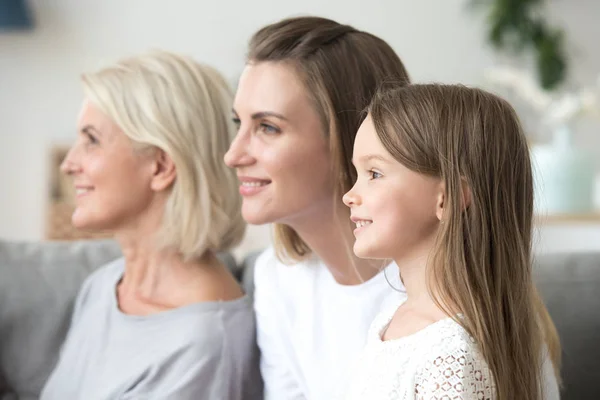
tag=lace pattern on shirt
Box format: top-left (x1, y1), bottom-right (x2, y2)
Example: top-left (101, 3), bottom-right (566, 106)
top-left (343, 305), bottom-right (496, 400)
top-left (414, 337), bottom-right (494, 399)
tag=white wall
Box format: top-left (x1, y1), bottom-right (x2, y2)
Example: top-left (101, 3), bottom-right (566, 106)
top-left (1, 0), bottom-right (599, 257)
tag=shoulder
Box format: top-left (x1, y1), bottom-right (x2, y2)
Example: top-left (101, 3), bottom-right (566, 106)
top-left (253, 247), bottom-right (279, 280)
top-left (159, 297), bottom-right (255, 355)
top-left (76, 257), bottom-right (124, 300)
top-left (82, 257), bottom-right (124, 285)
top-left (69, 258), bottom-right (124, 324)
top-left (253, 246), bottom-right (317, 289)
top-left (366, 297), bottom-right (406, 343)
top-left (414, 320), bottom-right (495, 396)
top-left (419, 320), bottom-right (485, 365)
top-left (180, 296), bottom-right (255, 332)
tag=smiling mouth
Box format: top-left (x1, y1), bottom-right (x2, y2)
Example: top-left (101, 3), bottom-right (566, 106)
top-left (355, 220), bottom-right (372, 228)
top-left (241, 181), bottom-right (270, 187)
top-left (75, 187), bottom-right (93, 197)
top-left (238, 179), bottom-right (271, 196)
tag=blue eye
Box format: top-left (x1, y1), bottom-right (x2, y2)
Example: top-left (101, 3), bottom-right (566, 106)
top-left (369, 170), bottom-right (382, 180)
top-left (259, 123), bottom-right (280, 135)
top-left (231, 117), bottom-right (241, 127)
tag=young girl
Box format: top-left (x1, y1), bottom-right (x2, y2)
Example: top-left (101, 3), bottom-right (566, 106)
top-left (342, 84), bottom-right (561, 399)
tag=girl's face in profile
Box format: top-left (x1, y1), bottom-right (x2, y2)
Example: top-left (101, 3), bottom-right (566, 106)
top-left (343, 116), bottom-right (443, 262)
top-left (225, 62), bottom-right (335, 227)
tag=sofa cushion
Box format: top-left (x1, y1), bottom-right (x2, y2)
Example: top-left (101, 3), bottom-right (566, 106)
top-left (0, 239), bottom-right (238, 399)
top-left (534, 252), bottom-right (600, 400)
top-left (0, 239), bottom-right (121, 399)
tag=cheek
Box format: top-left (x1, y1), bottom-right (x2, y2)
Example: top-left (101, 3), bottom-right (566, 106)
top-left (94, 155), bottom-right (152, 199)
top-left (374, 185), bottom-right (431, 226)
top-left (83, 155), bottom-right (106, 180)
top-left (264, 142), bottom-right (332, 189)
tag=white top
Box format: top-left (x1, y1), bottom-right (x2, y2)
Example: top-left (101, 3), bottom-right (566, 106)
top-left (253, 247), bottom-right (406, 400)
top-left (41, 258), bottom-right (262, 400)
top-left (343, 299), bottom-right (560, 400)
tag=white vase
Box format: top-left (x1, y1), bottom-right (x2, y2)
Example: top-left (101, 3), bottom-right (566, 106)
top-left (531, 125), bottom-right (595, 214)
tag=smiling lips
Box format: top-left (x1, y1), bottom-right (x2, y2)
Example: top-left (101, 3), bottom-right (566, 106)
top-left (74, 186), bottom-right (93, 198)
top-left (238, 177), bottom-right (271, 196)
top-left (351, 216), bottom-right (373, 235)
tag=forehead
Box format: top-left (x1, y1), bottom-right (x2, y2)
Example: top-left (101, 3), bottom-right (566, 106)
top-left (77, 100), bottom-right (127, 145)
top-left (77, 100), bottom-right (114, 129)
top-left (78, 100), bottom-right (99, 123)
top-left (354, 117), bottom-right (383, 154)
top-left (234, 62), bottom-right (311, 116)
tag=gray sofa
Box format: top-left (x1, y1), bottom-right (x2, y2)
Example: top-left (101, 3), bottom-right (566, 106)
top-left (0, 239), bottom-right (598, 399)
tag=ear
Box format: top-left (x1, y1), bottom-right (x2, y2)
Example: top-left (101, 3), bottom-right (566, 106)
top-left (435, 184), bottom-right (445, 222)
top-left (150, 149), bottom-right (177, 192)
top-left (435, 178), bottom-right (471, 222)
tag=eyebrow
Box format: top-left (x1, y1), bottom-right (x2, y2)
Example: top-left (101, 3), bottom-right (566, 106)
top-left (80, 125), bottom-right (101, 136)
top-left (231, 109), bottom-right (288, 121)
top-left (353, 154), bottom-right (391, 165)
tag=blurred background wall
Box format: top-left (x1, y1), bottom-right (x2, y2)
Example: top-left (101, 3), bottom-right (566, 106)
top-left (0, 0), bottom-right (598, 258)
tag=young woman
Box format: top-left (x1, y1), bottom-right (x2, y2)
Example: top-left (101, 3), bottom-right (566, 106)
top-left (224, 16), bottom-right (410, 399)
top-left (342, 83), bottom-right (561, 399)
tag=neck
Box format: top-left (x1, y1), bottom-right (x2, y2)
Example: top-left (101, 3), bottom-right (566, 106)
top-left (393, 237), bottom-right (442, 311)
top-left (394, 253), bottom-right (432, 304)
top-left (286, 202), bottom-right (381, 285)
top-left (114, 231), bottom-right (213, 300)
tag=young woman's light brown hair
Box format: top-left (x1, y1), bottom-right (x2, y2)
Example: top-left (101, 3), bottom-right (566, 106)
top-left (369, 83), bottom-right (561, 399)
top-left (247, 16), bottom-right (410, 262)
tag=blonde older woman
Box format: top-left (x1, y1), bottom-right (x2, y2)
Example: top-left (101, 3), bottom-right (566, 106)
top-left (40, 50), bottom-right (262, 399)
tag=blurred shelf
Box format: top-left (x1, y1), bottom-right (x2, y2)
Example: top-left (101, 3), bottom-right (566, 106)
top-left (535, 213), bottom-right (600, 224)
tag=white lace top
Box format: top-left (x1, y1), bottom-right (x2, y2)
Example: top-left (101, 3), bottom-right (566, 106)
top-left (342, 301), bottom-right (496, 400)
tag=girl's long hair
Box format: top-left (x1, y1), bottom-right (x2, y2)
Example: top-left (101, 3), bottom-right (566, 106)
top-left (370, 84), bottom-right (560, 400)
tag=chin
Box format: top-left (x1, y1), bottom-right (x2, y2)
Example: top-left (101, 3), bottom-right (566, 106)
top-left (71, 210), bottom-right (110, 232)
top-left (353, 241), bottom-right (387, 260)
top-left (241, 209), bottom-right (272, 226)
top-left (241, 201), bottom-right (279, 225)
top-left (71, 218), bottom-right (100, 232)
top-left (353, 242), bottom-right (372, 259)
top-left (71, 212), bottom-right (89, 230)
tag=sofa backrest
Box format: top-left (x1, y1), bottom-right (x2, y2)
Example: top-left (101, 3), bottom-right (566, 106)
top-left (533, 252), bottom-right (600, 400)
top-left (2, 239), bottom-right (598, 400)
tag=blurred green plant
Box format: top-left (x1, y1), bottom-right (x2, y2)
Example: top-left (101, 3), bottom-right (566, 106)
top-left (474, 0), bottom-right (568, 90)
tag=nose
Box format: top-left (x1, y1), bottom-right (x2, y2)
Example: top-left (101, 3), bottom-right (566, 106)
top-left (342, 184), bottom-right (361, 208)
top-left (224, 128), bottom-right (255, 169)
top-left (59, 145), bottom-right (81, 176)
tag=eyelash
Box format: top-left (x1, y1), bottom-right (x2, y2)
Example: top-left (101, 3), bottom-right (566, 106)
top-left (259, 123), bottom-right (280, 135)
top-left (84, 132), bottom-right (98, 145)
top-left (230, 118), bottom-right (281, 135)
top-left (369, 170), bottom-right (382, 180)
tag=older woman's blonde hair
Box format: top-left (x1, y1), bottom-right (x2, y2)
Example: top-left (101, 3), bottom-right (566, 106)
top-left (81, 50), bottom-right (245, 261)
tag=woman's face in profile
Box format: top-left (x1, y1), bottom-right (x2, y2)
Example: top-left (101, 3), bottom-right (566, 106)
top-left (60, 100), bottom-right (156, 232)
top-left (225, 62), bottom-right (335, 227)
